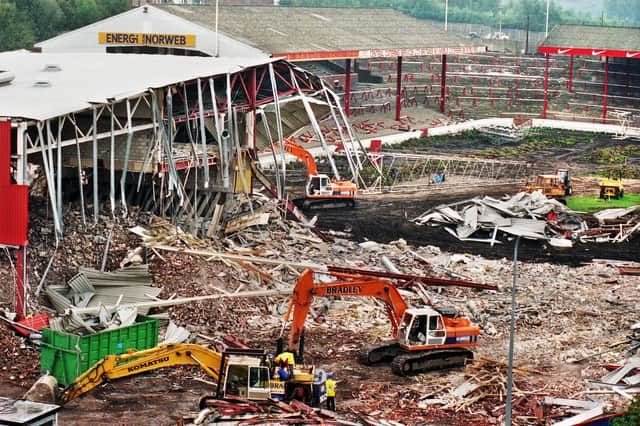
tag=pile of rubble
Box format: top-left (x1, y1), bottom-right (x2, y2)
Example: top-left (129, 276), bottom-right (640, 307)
top-left (412, 191), bottom-right (640, 247)
top-left (182, 398), bottom-right (344, 425)
top-left (2, 193), bottom-right (640, 424)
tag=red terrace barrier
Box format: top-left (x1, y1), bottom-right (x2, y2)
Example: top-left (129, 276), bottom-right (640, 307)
top-left (369, 139), bottom-right (382, 152)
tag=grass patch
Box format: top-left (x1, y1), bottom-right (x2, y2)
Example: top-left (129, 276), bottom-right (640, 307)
top-left (567, 194), bottom-right (640, 212)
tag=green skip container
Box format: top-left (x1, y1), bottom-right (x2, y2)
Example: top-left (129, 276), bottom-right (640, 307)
top-left (40, 316), bottom-right (159, 386)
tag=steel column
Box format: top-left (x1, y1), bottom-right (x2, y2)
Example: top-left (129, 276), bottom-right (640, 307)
top-left (568, 55), bottom-right (574, 92)
top-left (15, 123), bottom-right (26, 185)
top-left (345, 59), bottom-right (352, 118)
top-left (0, 120), bottom-right (9, 185)
top-left (440, 54), bottom-right (447, 113)
top-left (543, 54), bottom-right (549, 119)
top-left (15, 247), bottom-right (25, 320)
top-left (602, 56), bottom-right (609, 124)
top-left (626, 58), bottom-right (630, 97)
top-left (92, 106), bottom-right (99, 224)
top-left (249, 68), bottom-right (257, 151)
top-left (395, 56), bottom-right (403, 121)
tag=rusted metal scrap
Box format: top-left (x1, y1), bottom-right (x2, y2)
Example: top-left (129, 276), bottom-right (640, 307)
top-left (327, 265), bottom-right (499, 291)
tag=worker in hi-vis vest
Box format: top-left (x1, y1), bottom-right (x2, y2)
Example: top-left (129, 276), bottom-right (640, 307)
top-left (326, 372), bottom-right (336, 411)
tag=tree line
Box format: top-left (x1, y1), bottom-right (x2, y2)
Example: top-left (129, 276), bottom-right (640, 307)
top-left (0, 0), bottom-right (129, 52)
top-left (279, 0), bottom-right (636, 32)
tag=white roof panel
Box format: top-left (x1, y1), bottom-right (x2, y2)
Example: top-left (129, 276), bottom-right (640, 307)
top-left (0, 50), bottom-right (275, 121)
top-left (35, 6), bottom-right (266, 58)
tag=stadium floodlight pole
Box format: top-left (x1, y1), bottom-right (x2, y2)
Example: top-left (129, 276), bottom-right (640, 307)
top-left (545, 0), bottom-right (550, 37)
top-left (444, 0), bottom-right (449, 31)
top-left (215, 0), bottom-right (220, 57)
top-left (505, 236), bottom-right (521, 426)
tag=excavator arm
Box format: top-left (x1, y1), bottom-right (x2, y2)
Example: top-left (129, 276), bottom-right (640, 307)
top-left (273, 138), bottom-right (318, 176)
top-left (285, 269), bottom-right (409, 353)
top-left (61, 343), bottom-right (222, 404)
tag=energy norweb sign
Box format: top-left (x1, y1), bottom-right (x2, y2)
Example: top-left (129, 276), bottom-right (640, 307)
top-left (98, 32), bottom-right (196, 48)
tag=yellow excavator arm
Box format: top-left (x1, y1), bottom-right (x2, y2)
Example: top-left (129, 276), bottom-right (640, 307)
top-left (61, 343), bottom-right (222, 404)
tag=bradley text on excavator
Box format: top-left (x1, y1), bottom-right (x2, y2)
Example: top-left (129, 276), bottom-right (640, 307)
top-left (283, 269), bottom-right (481, 376)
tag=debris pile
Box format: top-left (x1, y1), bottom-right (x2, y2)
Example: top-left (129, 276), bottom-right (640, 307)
top-left (182, 398), bottom-right (341, 425)
top-left (411, 191), bottom-right (640, 246)
top-left (580, 206), bottom-right (640, 243)
top-left (412, 191), bottom-right (584, 245)
top-left (43, 265), bottom-right (160, 334)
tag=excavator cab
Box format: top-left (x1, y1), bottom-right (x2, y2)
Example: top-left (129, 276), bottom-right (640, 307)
top-left (306, 174), bottom-right (331, 196)
top-left (397, 308), bottom-right (446, 348)
top-left (219, 352), bottom-right (271, 401)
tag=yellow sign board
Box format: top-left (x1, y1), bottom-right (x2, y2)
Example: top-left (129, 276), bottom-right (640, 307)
top-left (98, 32), bottom-right (196, 47)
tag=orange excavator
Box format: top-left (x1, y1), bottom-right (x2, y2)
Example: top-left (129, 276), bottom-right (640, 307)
top-left (273, 138), bottom-right (357, 210)
top-left (283, 269), bottom-right (480, 376)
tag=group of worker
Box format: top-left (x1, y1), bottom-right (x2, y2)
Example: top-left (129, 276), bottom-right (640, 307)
top-left (265, 351), bottom-right (337, 411)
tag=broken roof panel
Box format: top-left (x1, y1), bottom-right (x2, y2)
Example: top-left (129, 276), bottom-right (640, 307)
top-left (0, 50), bottom-right (275, 121)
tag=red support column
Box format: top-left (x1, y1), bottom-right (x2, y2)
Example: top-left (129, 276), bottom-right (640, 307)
top-left (345, 59), bottom-right (352, 118)
top-left (603, 56), bottom-right (609, 124)
top-left (568, 55), bottom-right (574, 93)
top-left (543, 54), bottom-right (549, 119)
top-left (16, 247), bottom-right (25, 320)
top-left (395, 56), bottom-right (403, 121)
top-left (440, 54), bottom-right (447, 113)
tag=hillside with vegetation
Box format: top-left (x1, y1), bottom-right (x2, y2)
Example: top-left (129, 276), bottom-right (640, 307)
top-left (280, 0), bottom-right (638, 31)
top-left (0, 0), bottom-right (128, 52)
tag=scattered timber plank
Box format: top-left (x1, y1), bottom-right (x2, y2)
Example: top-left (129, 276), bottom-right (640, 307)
top-left (552, 406), bottom-right (603, 426)
top-left (224, 211), bottom-right (270, 234)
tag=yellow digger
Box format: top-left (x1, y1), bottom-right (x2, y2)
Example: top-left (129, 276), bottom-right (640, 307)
top-left (32, 344), bottom-right (326, 407)
top-left (599, 170), bottom-right (624, 199)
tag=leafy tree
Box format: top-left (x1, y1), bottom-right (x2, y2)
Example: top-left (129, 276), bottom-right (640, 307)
top-left (0, 0), bottom-right (35, 51)
top-left (0, 0), bottom-right (129, 52)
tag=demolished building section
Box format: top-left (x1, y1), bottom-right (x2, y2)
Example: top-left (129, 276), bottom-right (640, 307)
top-left (412, 191), bottom-right (640, 247)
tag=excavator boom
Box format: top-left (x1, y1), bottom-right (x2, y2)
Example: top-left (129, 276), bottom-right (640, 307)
top-left (274, 138), bottom-right (318, 175)
top-left (286, 269), bottom-right (409, 353)
top-left (61, 343), bottom-right (223, 404)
